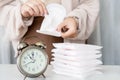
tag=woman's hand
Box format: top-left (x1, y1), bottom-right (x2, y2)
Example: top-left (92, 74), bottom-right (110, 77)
top-left (57, 17), bottom-right (79, 38)
top-left (21, 0), bottom-right (48, 18)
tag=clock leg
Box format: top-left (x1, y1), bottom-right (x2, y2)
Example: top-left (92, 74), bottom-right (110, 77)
top-left (42, 74), bottom-right (45, 78)
top-left (23, 75), bottom-right (27, 80)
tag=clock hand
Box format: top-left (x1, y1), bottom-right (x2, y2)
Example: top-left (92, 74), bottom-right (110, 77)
top-left (24, 59), bottom-right (36, 66)
top-left (31, 52), bottom-right (35, 59)
top-left (31, 59), bottom-right (36, 63)
top-left (28, 55), bottom-right (33, 60)
top-left (32, 52), bottom-right (34, 57)
top-left (24, 61), bottom-right (33, 66)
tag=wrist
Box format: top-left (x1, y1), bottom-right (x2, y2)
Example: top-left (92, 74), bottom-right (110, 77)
top-left (65, 16), bottom-right (79, 27)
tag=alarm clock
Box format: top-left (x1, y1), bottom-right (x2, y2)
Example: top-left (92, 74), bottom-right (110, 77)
top-left (17, 37), bottom-right (49, 80)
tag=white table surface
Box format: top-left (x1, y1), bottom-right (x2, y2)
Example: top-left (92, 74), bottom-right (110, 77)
top-left (0, 65), bottom-right (120, 80)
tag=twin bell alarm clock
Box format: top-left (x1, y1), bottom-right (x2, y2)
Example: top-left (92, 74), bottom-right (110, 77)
top-left (17, 36), bottom-right (49, 80)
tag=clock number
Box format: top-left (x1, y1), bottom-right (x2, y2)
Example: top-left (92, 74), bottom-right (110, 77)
top-left (28, 67), bottom-right (31, 71)
top-left (23, 61), bottom-right (26, 64)
top-left (40, 64), bottom-right (42, 66)
top-left (24, 65), bottom-right (28, 68)
top-left (32, 68), bottom-right (35, 71)
top-left (31, 52), bottom-right (35, 58)
top-left (41, 59), bottom-right (43, 62)
top-left (24, 57), bottom-right (28, 60)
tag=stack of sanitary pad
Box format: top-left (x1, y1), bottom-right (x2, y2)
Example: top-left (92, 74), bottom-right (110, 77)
top-left (51, 43), bottom-right (102, 79)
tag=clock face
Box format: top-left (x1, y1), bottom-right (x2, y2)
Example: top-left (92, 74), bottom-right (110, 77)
top-left (17, 46), bottom-right (48, 77)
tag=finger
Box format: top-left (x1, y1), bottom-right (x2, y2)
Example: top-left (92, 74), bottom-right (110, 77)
top-left (26, 2), bottom-right (40, 16)
top-left (31, 1), bottom-right (41, 16)
top-left (39, 1), bottom-right (48, 15)
top-left (33, 0), bottom-right (44, 16)
top-left (57, 22), bottom-right (66, 32)
top-left (21, 5), bottom-right (34, 17)
top-left (61, 28), bottom-right (76, 38)
top-left (27, 7), bottom-right (34, 16)
top-left (22, 11), bottom-right (30, 18)
top-left (37, 3), bottom-right (44, 16)
top-left (37, 0), bottom-right (48, 15)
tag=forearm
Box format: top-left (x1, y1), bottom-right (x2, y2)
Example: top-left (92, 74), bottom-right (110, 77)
top-left (66, 0), bottom-right (100, 40)
top-left (0, 0), bottom-right (34, 40)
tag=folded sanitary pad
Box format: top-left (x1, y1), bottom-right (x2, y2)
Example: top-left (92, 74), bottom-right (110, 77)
top-left (37, 3), bottom-right (66, 37)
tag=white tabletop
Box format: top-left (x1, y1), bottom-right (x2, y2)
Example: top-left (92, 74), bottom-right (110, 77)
top-left (0, 65), bottom-right (120, 80)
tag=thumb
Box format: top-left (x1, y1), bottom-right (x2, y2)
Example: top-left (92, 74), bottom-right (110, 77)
top-left (57, 22), bottom-right (65, 32)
